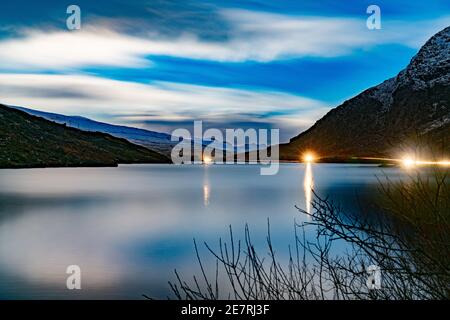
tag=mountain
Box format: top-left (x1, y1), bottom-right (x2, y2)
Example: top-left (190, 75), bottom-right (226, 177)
top-left (13, 106), bottom-right (263, 155)
top-left (0, 105), bottom-right (170, 168)
top-left (12, 106), bottom-right (177, 156)
top-left (280, 26), bottom-right (450, 161)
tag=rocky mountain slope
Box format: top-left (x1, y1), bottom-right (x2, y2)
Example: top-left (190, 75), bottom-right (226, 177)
top-left (280, 26), bottom-right (450, 161)
top-left (0, 105), bottom-right (170, 168)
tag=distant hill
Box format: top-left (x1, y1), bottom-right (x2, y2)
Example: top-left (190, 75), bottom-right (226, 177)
top-left (280, 26), bottom-right (450, 161)
top-left (0, 105), bottom-right (170, 168)
top-left (12, 106), bottom-right (177, 156)
top-left (13, 106), bottom-right (264, 156)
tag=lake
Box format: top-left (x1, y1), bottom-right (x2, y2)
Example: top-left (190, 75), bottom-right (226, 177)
top-left (0, 163), bottom-right (410, 299)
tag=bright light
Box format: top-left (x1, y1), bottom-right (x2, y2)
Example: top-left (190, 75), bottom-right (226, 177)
top-left (402, 157), bottom-right (416, 168)
top-left (400, 156), bottom-right (450, 168)
top-left (303, 152), bottom-right (316, 163)
top-left (203, 155), bottom-right (212, 165)
top-left (438, 160), bottom-right (450, 166)
top-left (361, 155), bottom-right (450, 167)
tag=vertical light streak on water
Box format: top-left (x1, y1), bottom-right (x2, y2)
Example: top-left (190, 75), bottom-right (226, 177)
top-left (203, 166), bottom-right (210, 207)
top-left (303, 163), bottom-right (314, 216)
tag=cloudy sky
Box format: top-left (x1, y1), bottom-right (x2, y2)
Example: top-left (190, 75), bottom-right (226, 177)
top-left (0, 0), bottom-right (449, 141)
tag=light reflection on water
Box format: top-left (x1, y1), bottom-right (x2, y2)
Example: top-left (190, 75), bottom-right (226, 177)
top-left (0, 164), bottom-right (409, 299)
top-left (203, 167), bottom-right (210, 207)
top-left (303, 163), bottom-right (314, 216)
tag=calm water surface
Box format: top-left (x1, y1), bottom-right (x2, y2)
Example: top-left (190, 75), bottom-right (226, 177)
top-left (0, 163), bottom-right (409, 299)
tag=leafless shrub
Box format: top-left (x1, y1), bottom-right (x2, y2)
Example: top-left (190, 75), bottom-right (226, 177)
top-left (169, 170), bottom-right (450, 300)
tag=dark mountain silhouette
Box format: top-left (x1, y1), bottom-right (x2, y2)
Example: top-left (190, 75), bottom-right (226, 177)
top-left (0, 105), bottom-right (170, 168)
top-left (280, 26), bottom-right (450, 161)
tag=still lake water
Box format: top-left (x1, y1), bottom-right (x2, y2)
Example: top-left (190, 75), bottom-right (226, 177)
top-left (0, 163), bottom-right (410, 299)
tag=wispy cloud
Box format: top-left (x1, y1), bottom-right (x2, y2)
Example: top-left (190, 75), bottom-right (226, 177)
top-left (0, 73), bottom-right (328, 139)
top-left (0, 7), bottom-right (448, 139)
top-left (0, 27), bottom-right (155, 70)
top-left (0, 10), bottom-right (448, 70)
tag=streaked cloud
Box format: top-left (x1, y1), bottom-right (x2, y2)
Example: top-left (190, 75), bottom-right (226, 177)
top-left (0, 10), bottom-right (448, 70)
top-left (0, 73), bottom-right (328, 139)
top-left (0, 4), bottom-right (448, 140)
top-left (0, 27), bottom-right (155, 70)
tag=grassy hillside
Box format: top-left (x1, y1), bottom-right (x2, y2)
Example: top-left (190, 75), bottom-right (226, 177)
top-left (0, 105), bottom-right (170, 168)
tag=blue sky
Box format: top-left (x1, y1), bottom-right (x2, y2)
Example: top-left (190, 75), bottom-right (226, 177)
top-left (0, 0), bottom-right (449, 141)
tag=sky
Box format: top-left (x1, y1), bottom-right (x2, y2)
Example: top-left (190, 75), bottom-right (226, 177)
top-left (0, 0), bottom-right (449, 141)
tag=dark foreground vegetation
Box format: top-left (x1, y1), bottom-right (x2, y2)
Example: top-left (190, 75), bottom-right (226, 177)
top-left (169, 169), bottom-right (449, 300)
top-left (0, 105), bottom-right (170, 168)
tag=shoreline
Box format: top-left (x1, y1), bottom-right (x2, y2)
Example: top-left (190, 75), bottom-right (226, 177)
top-left (0, 160), bottom-right (172, 170)
top-left (0, 160), bottom-right (397, 170)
